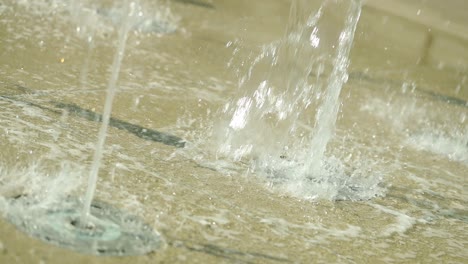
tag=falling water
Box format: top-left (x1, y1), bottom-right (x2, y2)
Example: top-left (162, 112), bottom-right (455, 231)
top-left (215, 0), bottom-right (374, 200)
top-left (72, 1), bottom-right (97, 100)
top-left (301, 0), bottom-right (361, 176)
top-left (81, 2), bottom-right (137, 222)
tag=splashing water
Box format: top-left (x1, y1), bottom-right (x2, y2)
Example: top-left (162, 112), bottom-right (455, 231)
top-left (211, 0), bottom-right (382, 200)
top-left (0, 0), bottom-right (167, 255)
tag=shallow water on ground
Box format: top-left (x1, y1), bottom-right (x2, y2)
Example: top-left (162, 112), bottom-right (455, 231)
top-left (0, 0), bottom-right (467, 263)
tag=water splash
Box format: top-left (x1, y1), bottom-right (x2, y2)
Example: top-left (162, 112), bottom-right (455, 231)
top-left (0, 1), bottom-right (166, 255)
top-left (302, 0), bottom-right (361, 174)
top-left (212, 0), bottom-right (382, 200)
top-left (16, 0), bottom-right (178, 39)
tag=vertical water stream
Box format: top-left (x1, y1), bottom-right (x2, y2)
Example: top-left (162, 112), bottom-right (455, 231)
top-left (302, 0), bottom-right (361, 177)
top-left (81, 2), bottom-right (137, 222)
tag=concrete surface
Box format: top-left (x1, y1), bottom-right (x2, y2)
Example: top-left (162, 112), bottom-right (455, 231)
top-left (361, 0), bottom-right (468, 71)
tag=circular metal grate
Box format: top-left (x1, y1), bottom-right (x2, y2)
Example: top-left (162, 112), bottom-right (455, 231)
top-left (6, 196), bottom-right (163, 256)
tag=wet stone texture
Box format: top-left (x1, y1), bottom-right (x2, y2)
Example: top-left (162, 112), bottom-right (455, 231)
top-left (0, 0), bottom-right (467, 263)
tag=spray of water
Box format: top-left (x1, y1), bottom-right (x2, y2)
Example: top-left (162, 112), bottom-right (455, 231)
top-left (211, 0), bottom-right (381, 200)
top-left (0, 1), bottom-right (166, 255)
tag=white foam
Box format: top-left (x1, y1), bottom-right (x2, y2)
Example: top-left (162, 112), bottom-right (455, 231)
top-left (9, 0), bottom-right (178, 43)
top-left (360, 90), bottom-right (467, 166)
top-left (0, 162), bottom-right (84, 210)
top-left (259, 216), bottom-right (362, 244)
top-left (406, 132), bottom-right (468, 165)
top-left (268, 155), bottom-right (385, 201)
top-left (371, 204), bottom-right (417, 237)
top-left (0, 4), bottom-right (7, 15)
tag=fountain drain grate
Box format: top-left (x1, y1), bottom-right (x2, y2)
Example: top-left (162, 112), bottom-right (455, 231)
top-left (6, 196), bottom-right (163, 256)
